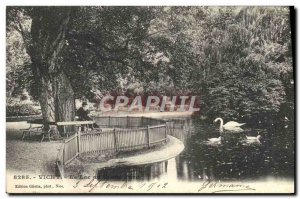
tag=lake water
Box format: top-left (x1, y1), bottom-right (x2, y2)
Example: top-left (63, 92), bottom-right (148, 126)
top-left (97, 118), bottom-right (294, 182)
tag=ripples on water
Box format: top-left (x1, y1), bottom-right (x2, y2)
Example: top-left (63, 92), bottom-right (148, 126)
top-left (97, 118), bottom-right (294, 182)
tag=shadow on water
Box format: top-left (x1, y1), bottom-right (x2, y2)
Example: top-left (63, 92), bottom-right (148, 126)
top-left (97, 161), bottom-right (170, 181)
top-left (97, 118), bottom-right (294, 182)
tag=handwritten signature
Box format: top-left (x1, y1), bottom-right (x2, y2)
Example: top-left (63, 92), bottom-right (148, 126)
top-left (71, 177), bottom-right (254, 193)
top-left (198, 179), bottom-right (255, 193)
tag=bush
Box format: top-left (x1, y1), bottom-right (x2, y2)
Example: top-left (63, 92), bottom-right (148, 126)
top-left (6, 104), bottom-right (41, 117)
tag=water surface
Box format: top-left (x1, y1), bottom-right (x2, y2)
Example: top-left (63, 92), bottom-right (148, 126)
top-left (97, 118), bottom-right (294, 182)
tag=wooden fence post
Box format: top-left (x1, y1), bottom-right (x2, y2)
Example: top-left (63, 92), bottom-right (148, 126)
top-left (63, 126), bottom-right (66, 137)
top-left (77, 130), bottom-right (81, 155)
top-left (165, 125), bottom-right (168, 143)
top-left (147, 125), bottom-right (150, 148)
top-left (113, 128), bottom-right (118, 152)
top-left (127, 116), bottom-right (129, 128)
top-left (63, 140), bottom-right (66, 165)
top-left (108, 116), bottom-right (111, 127)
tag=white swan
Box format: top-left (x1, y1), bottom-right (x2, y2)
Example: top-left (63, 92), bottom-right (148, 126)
top-left (208, 136), bottom-right (222, 142)
top-left (246, 135), bottom-right (262, 142)
top-left (204, 136), bottom-right (223, 145)
top-left (214, 117), bottom-right (246, 133)
top-left (241, 135), bottom-right (262, 145)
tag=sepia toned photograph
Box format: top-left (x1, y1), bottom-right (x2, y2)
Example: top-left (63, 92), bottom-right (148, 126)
top-left (6, 6), bottom-right (295, 194)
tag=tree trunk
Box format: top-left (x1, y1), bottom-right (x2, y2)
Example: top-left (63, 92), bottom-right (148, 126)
top-left (54, 71), bottom-right (75, 135)
top-left (28, 7), bottom-right (75, 136)
top-left (39, 76), bottom-right (55, 123)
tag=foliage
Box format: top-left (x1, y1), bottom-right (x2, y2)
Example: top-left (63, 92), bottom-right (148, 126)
top-left (147, 7), bottom-right (293, 123)
top-left (200, 7), bottom-right (293, 123)
top-left (6, 6), bottom-right (294, 124)
top-left (6, 21), bottom-right (32, 98)
top-left (6, 104), bottom-right (41, 117)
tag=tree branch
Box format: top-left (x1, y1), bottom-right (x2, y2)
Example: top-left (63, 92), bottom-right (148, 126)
top-left (67, 32), bottom-right (127, 53)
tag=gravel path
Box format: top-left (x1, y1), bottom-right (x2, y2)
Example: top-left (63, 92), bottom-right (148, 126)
top-left (6, 122), bottom-right (63, 175)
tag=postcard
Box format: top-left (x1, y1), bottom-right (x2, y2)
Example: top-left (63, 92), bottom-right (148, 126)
top-left (6, 6), bottom-right (295, 194)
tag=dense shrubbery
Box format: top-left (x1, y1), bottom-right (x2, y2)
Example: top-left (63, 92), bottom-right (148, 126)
top-left (6, 104), bottom-right (41, 117)
top-left (155, 7), bottom-right (293, 124)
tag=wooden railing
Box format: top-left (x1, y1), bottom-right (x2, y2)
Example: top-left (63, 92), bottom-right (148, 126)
top-left (79, 129), bottom-right (116, 154)
top-left (56, 143), bottom-right (65, 177)
top-left (56, 117), bottom-right (170, 169)
top-left (55, 117), bottom-right (190, 178)
top-left (63, 134), bottom-right (79, 165)
top-left (92, 116), bottom-right (164, 128)
top-left (61, 124), bottom-right (167, 165)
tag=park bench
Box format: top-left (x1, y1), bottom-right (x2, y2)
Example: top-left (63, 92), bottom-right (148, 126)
top-left (21, 123), bottom-right (44, 141)
top-left (21, 119), bottom-right (58, 142)
top-left (22, 120), bottom-right (99, 141)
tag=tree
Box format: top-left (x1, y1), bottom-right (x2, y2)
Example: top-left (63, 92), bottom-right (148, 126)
top-left (28, 7), bottom-right (74, 126)
top-left (7, 6), bottom-right (160, 132)
top-left (148, 7), bottom-right (293, 124)
top-left (6, 6), bottom-right (294, 129)
top-left (6, 8), bottom-right (32, 100)
top-left (201, 7), bottom-right (293, 123)
top-left (7, 7), bottom-right (75, 132)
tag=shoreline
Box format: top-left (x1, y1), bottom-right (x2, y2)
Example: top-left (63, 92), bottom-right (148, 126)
top-left (91, 111), bottom-right (194, 119)
top-left (63, 135), bottom-right (184, 178)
